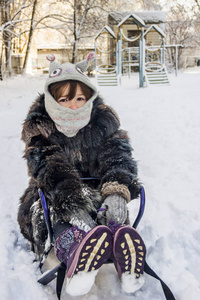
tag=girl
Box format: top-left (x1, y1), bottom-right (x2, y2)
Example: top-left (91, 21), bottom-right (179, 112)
top-left (18, 53), bottom-right (146, 296)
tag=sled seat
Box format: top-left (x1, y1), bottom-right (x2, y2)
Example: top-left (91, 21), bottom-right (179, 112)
top-left (37, 179), bottom-right (176, 300)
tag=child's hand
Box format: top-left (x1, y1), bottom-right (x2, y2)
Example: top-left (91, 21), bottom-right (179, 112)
top-left (97, 194), bottom-right (127, 226)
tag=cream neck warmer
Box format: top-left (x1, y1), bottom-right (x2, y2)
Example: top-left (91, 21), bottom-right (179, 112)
top-left (45, 92), bottom-right (96, 137)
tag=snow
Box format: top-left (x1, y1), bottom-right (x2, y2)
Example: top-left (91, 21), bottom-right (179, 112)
top-left (0, 68), bottom-right (200, 300)
top-left (121, 273), bottom-right (145, 294)
top-left (66, 270), bottom-right (99, 296)
top-left (109, 11), bottom-right (166, 24)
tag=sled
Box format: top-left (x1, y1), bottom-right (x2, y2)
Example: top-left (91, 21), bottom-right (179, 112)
top-left (37, 179), bottom-right (175, 300)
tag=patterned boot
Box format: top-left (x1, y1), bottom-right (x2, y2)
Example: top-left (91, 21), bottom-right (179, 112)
top-left (112, 225), bottom-right (146, 294)
top-left (54, 225), bottom-right (113, 296)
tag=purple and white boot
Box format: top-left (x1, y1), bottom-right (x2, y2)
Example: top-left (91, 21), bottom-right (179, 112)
top-left (54, 225), bottom-right (113, 296)
top-left (112, 225), bottom-right (146, 294)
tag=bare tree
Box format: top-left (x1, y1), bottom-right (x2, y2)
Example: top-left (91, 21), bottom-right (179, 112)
top-left (22, 0), bottom-right (37, 73)
top-left (1, 0), bottom-right (14, 76)
top-left (165, 4), bottom-right (195, 68)
top-left (135, 0), bottom-right (162, 10)
top-left (193, 0), bottom-right (200, 47)
top-left (54, 0), bottom-right (110, 63)
top-left (0, 0), bottom-right (75, 76)
top-left (0, 0), bottom-right (32, 77)
top-left (194, 0), bottom-right (200, 10)
top-left (20, 0), bottom-right (111, 66)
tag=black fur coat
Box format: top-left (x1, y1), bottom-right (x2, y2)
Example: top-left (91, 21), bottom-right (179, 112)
top-left (18, 94), bottom-right (140, 253)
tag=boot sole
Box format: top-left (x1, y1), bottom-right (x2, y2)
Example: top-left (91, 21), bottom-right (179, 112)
top-left (113, 226), bottom-right (146, 279)
top-left (67, 225), bottom-right (113, 279)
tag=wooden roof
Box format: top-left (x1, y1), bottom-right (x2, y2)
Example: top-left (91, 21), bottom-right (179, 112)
top-left (144, 24), bottom-right (165, 37)
top-left (117, 13), bottom-right (145, 28)
top-left (95, 25), bottom-right (116, 40)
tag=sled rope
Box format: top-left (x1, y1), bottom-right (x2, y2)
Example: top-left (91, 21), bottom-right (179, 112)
top-left (144, 261), bottom-right (176, 300)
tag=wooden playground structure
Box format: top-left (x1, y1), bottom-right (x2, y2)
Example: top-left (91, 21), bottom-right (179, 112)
top-left (94, 14), bottom-right (170, 87)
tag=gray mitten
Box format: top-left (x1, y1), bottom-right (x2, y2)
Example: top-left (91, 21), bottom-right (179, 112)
top-left (69, 209), bottom-right (96, 232)
top-left (97, 194), bottom-right (127, 226)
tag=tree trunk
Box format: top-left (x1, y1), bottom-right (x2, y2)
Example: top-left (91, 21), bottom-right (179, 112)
top-left (1, 0), bottom-right (12, 77)
top-left (22, 0), bottom-right (38, 74)
top-left (0, 56), bottom-right (3, 80)
top-left (4, 37), bottom-right (12, 77)
top-left (72, 40), bottom-right (78, 64)
top-left (72, 0), bottom-right (78, 63)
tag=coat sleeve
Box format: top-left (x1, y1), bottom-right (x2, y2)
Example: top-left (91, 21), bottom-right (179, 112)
top-left (21, 96), bottom-right (96, 222)
top-left (93, 103), bottom-right (140, 201)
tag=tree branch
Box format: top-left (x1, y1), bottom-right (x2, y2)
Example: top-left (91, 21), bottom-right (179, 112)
top-left (34, 14), bottom-right (73, 28)
top-left (11, 0), bottom-right (32, 22)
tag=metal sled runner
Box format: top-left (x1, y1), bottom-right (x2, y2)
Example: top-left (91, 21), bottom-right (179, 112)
top-left (37, 181), bottom-right (175, 300)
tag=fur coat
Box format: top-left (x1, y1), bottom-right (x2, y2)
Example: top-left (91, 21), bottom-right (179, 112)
top-left (18, 93), bottom-right (140, 254)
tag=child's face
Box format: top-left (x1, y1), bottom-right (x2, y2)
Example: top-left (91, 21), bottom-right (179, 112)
top-left (57, 84), bottom-right (87, 109)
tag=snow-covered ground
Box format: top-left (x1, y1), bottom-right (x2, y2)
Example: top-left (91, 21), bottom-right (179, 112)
top-left (0, 68), bottom-right (200, 300)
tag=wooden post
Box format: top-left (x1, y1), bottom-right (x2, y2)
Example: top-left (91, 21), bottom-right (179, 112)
top-left (94, 42), bottom-right (97, 84)
top-left (128, 48), bottom-right (131, 78)
top-left (175, 45), bottom-right (178, 77)
top-left (118, 30), bottom-right (122, 86)
top-left (162, 38), bottom-right (165, 65)
top-left (115, 40), bottom-right (118, 77)
top-left (139, 29), bottom-right (144, 88)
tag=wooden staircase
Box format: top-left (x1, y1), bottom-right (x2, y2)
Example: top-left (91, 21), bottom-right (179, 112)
top-left (144, 64), bottom-right (170, 86)
top-left (96, 65), bottom-right (118, 86)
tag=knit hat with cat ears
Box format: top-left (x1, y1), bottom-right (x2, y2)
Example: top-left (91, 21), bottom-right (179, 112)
top-left (44, 53), bottom-right (98, 137)
top-left (44, 52), bottom-right (97, 98)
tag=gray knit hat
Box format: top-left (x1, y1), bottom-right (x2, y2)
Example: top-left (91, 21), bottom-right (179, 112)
top-left (44, 53), bottom-right (98, 137)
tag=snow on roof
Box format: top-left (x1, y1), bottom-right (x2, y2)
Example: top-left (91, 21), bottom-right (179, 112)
top-left (109, 11), bottom-right (166, 25)
top-left (95, 25), bottom-right (116, 40)
top-left (117, 13), bottom-right (145, 28)
top-left (144, 24), bottom-right (165, 37)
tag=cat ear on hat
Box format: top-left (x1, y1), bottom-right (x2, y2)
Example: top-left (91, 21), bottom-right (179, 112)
top-left (46, 54), bottom-right (60, 76)
top-left (76, 52), bottom-right (95, 73)
top-left (86, 52), bottom-right (95, 63)
top-left (46, 54), bottom-right (55, 62)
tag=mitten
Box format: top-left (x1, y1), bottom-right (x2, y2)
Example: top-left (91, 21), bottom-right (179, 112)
top-left (97, 194), bottom-right (127, 226)
top-left (69, 209), bottom-right (96, 232)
